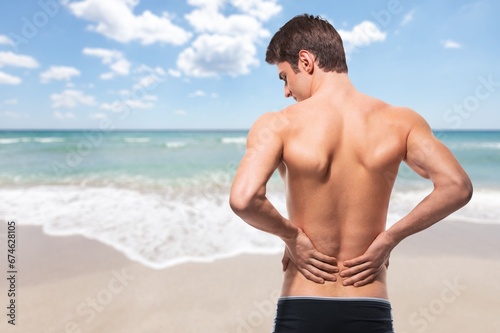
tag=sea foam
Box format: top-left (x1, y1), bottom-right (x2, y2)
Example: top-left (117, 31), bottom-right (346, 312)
top-left (165, 141), bottom-right (187, 148)
top-left (0, 185), bottom-right (497, 270)
top-left (0, 186), bottom-right (285, 269)
top-left (0, 138), bottom-right (32, 144)
top-left (124, 138), bottom-right (151, 143)
top-left (33, 137), bottom-right (65, 143)
top-left (222, 137), bottom-right (247, 144)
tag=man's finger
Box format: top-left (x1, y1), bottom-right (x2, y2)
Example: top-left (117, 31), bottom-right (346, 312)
top-left (343, 255), bottom-right (367, 267)
top-left (353, 275), bottom-right (375, 287)
top-left (306, 264), bottom-right (337, 282)
top-left (342, 267), bottom-right (373, 286)
top-left (312, 251), bottom-right (338, 265)
top-left (339, 261), bottom-right (371, 278)
top-left (311, 258), bottom-right (339, 274)
top-left (301, 268), bottom-right (325, 284)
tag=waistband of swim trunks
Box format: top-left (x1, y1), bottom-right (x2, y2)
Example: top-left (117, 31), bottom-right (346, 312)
top-left (278, 296), bottom-right (390, 305)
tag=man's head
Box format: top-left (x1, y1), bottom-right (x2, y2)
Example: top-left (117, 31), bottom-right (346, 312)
top-left (265, 14), bottom-right (348, 74)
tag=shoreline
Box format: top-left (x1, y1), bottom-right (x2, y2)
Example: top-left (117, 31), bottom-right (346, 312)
top-left (1, 184), bottom-right (499, 274)
top-left (1, 220), bottom-right (499, 332)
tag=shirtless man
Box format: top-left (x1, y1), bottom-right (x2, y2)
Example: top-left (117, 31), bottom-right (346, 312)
top-left (229, 14), bottom-right (472, 332)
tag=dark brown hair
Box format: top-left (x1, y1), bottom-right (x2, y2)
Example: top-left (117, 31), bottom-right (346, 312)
top-left (265, 14), bottom-right (348, 74)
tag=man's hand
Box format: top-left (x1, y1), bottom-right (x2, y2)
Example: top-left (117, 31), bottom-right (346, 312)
top-left (281, 228), bottom-right (338, 284)
top-left (339, 231), bottom-right (394, 287)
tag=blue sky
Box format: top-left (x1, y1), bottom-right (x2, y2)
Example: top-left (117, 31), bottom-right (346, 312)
top-left (0, 0), bottom-right (498, 130)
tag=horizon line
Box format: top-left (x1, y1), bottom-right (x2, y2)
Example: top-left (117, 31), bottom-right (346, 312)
top-left (0, 128), bottom-right (499, 132)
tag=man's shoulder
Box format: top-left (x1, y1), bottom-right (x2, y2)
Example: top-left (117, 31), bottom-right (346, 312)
top-left (250, 110), bottom-right (291, 135)
top-left (245, 111), bottom-right (291, 153)
top-left (371, 100), bottom-right (413, 117)
top-left (372, 102), bottom-right (427, 129)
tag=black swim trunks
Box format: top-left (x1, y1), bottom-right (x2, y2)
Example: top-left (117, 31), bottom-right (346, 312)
top-left (273, 296), bottom-right (394, 333)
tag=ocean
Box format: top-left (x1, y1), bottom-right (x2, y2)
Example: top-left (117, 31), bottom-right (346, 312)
top-left (0, 130), bottom-right (498, 269)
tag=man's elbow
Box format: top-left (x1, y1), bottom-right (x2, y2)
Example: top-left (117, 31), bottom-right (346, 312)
top-left (229, 187), bottom-right (256, 216)
top-left (452, 176), bottom-right (473, 208)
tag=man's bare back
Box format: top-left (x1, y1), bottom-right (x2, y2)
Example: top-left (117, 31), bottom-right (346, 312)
top-left (230, 66), bottom-right (471, 297)
top-left (230, 14), bottom-right (472, 332)
top-left (276, 85), bottom-right (408, 299)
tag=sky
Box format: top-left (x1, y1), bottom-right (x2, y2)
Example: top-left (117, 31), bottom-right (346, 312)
top-left (0, 0), bottom-right (498, 130)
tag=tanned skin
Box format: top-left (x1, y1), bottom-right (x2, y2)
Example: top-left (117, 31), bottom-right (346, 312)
top-left (230, 50), bottom-right (472, 298)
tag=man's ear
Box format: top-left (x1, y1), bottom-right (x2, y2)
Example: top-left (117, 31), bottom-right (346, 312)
top-left (298, 50), bottom-right (315, 74)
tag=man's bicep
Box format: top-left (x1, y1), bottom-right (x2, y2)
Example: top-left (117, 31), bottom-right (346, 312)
top-left (404, 127), bottom-right (434, 179)
top-left (233, 114), bottom-right (283, 194)
top-left (237, 141), bottom-right (282, 186)
top-left (405, 117), bottom-right (463, 183)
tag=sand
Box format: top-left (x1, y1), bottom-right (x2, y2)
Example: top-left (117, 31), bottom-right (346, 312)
top-left (1, 220), bottom-right (499, 333)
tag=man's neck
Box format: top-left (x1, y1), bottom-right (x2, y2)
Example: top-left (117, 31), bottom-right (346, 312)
top-left (310, 72), bottom-right (357, 106)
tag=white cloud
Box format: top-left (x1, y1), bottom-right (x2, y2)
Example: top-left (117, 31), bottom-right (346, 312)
top-left (1, 111), bottom-right (28, 119)
top-left (231, 0), bottom-right (282, 21)
top-left (3, 98), bottom-right (18, 105)
top-left (123, 99), bottom-right (154, 109)
top-left (189, 90), bottom-right (207, 98)
top-left (117, 89), bottom-right (130, 96)
top-left (83, 47), bottom-right (130, 79)
top-left (442, 39), bottom-right (462, 49)
top-left (143, 95), bottom-right (157, 101)
top-left (65, 0), bottom-right (191, 45)
top-left (51, 89), bottom-right (96, 109)
top-left (0, 71), bottom-right (22, 85)
top-left (0, 35), bottom-right (14, 46)
top-left (99, 84), bottom-right (159, 114)
top-left (100, 99), bottom-right (154, 113)
top-left (187, 0), bottom-right (281, 21)
top-left (401, 9), bottom-right (415, 26)
top-left (53, 111), bottom-right (76, 120)
top-left (101, 67), bottom-right (161, 114)
top-left (136, 64), bottom-right (166, 75)
top-left (186, 6), bottom-right (270, 39)
top-left (99, 72), bottom-right (114, 80)
top-left (0, 51), bottom-right (39, 68)
top-left (133, 65), bottom-right (166, 90)
top-left (174, 109), bottom-right (187, 116)
top-left (168, 69), bottom-right (182, 78)
top-left (89, 112), bottom-right (107, 120)
top-left (178, 0), bottom-right (281, 77)
top-left (187, 0), bottom-right (225, 10)
top-left (99, 101), bottom-right (122, 112)
top-left (40, 66), bottom-right (81, 83)
top-left (338, 21), bottom-right (387, 55)
top-left (178, 34), bottom-right (259, 77)
top-left (187, 90), bottom-right (218, 98)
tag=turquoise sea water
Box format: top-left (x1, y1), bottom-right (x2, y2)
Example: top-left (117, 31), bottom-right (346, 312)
top-left (0, 130), bottom-right (248, 187)
top-left (0, 130), bottom-right (498, 268)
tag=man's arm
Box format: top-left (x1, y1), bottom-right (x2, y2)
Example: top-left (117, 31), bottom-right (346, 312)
top-left (340, 111), bottom-right (473, 287)
top-left (230, 112), bottom-right (338, 284)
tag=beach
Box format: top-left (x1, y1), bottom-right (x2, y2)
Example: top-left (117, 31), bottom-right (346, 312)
top-left (0, 130), bottom-right (499, 332)
top-left (0, 0), bottom-right (498, 331)
top-left (1, 220), bottom-right (498, 333)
